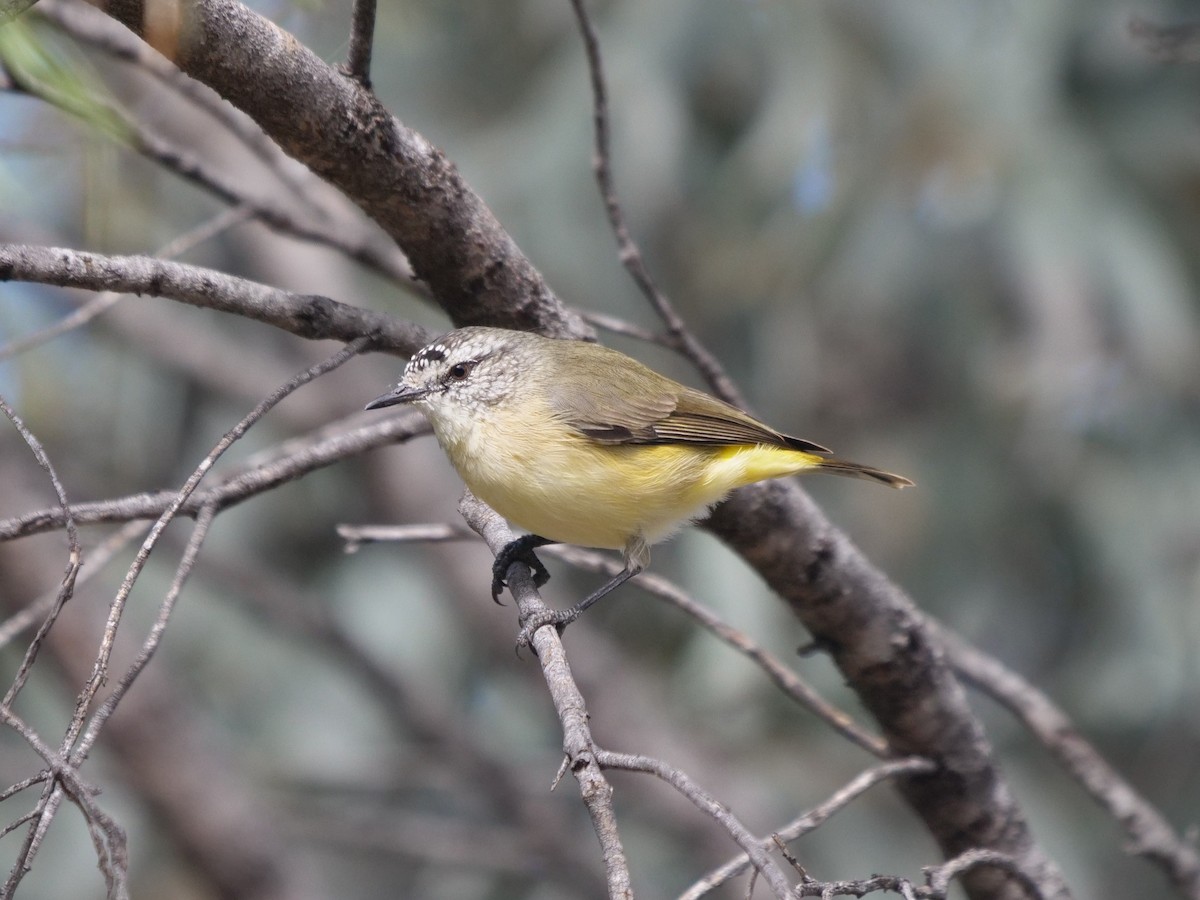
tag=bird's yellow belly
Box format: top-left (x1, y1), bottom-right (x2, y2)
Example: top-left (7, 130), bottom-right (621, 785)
top-left (442, 420), bottom-right (819, 550)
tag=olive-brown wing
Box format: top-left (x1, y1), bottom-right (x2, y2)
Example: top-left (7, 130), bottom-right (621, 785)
top-left (547, 344), bottom-right (829, 453)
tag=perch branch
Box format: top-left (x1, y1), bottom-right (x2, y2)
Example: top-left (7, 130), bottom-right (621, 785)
top-left (457, 492), bottom-right (634, 899)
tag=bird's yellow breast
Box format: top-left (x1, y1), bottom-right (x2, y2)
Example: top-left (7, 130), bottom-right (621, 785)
top-left (429, 396), bottom-right (822, 551)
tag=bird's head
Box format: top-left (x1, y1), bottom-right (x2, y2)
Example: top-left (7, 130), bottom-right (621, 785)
top-left (365, 327), bottom-right (539, 422)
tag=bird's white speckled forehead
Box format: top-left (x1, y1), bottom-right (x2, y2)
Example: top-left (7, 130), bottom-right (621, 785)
top-left (405, 328), bottom-right (525, 377)
top-left (405, 342), bottom-right (450, 376)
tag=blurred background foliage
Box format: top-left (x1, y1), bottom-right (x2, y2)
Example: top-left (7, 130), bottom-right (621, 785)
top-left (1, 0), bottom-right (1199, 898)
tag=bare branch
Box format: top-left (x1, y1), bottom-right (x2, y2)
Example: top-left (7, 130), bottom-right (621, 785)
top-left (0, 209), bottom-right (248, 361)
top-left (336, 521), bottom-right (472, 552)
top-left (15, 3), bottom-right (1083, 895)
top-left (0, 411), bottom-right (430, 541)
top-left (336, 523), bottom-right (889, 756)
top-left (0, 243), bottom-right (430, 353)
top-left (706, 485), bottom-right (1072, 900)
top-left (0, 706), bottom-right (128, 899)
top-left (582, 310), bottom-right (673, 347)
top-left (0, 521), bottom-right (149, 649)
top-left (343, 0), bottom-right (377, 86)
top-left (937, 624), bottom-right (1200, 899)
top-left (922, 849), bottom-right (1050, 899)
top-left (74, 503), bottom-right (218, 762)
top-left (198, 554), bottom-right (603, 891)
top-left (36, 0), bottom-right (394, 260)
top-left (1, 340), bottom-right (370, 896)
top-left (681, 757), bottom-right (936, 899)
top-left (81, 0), bottom-right (589, 336)
top-left (566, 0), bottom-right (746, 408)
top-left (0, 395), bottom-right (80, 710)
top-left (541, 544), bottom-right (890, 758)
top-left (596, 749), bottom-right (796, 899)
top-left (457, 491), bottom-right (634, 899)
top-left (6, 35), bottom-right (416, 286)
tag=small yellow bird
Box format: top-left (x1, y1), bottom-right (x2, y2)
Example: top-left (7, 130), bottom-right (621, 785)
top-left (367, 327), bottom-right (911, 633)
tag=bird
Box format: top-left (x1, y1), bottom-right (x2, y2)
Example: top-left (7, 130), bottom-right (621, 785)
top-left (366, 326), bottom-right (912, 640)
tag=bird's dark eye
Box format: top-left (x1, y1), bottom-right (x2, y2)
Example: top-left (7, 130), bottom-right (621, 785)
top-left (446, 360), bottom-right (476, 382)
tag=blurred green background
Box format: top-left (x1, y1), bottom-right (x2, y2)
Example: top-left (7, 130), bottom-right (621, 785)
top-left (1, 0), bottom-right (1198, 897)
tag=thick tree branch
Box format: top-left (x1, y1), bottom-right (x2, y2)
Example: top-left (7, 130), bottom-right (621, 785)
top-left (34, 0), bottom-right (415, 290)
top-left (706, 485), bottom-right (1070, 900)
top-left (85, 0), bottom-right (590, 337)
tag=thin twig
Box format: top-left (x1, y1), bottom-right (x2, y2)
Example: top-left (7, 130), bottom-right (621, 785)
top-left (566, 0), bottom-right (746, 408)
top-left (196, 553), bottom-right (603, 891)
top-left (936, 622), bottom-right (1200, 899)
top-left (0, 521), bottom-right (149, 648)
top-left (74, 503), bottom-right (218, 762)
top-left (336, 522), bottom-right (472, 552)
top-left (1, 340), bottom-right (369, 898)
top-left (344, 0), bottom-right (378, 86)
top-left (72, 338), bottom-right (370, 747)
top-left (581, 310), bottom-right (672, 347)
top-left (0, 706), bottom-right (128, 900)
top-left (1, 412), bottom-right (431, 541)
top-left (680, 757), bottom-right (935, 899)
top-left (762, 846), bottom-right (1049, 899)
top-left (596, 749), bottom-right (796, 899)
top-left (0, 805), bottom-right (41, 842)
top-left (921, 847), bottom-right (1047, 898)
top-left (0, 773), bottom-right (50, 806)
top-left (0, 395), bottom-right (81, 711)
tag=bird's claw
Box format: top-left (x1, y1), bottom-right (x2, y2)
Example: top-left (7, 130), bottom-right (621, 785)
top-left (514, 607), bottom-right (575, 656)
top-left (491, 536), bottom-right (552, 604)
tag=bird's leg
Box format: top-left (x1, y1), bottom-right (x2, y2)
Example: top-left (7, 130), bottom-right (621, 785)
top-left (492, 534), bottom-right (554, 603)
top-left (516, 534), bottom-right (649, 651)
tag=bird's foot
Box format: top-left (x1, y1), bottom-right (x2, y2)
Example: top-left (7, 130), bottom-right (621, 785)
top-left (515, 606), bottom-right (582, 655)
top-left (491, 535), bottom-right (553, 604)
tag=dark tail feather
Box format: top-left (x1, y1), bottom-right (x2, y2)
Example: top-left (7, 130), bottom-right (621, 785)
top-left (816, 457), bottom-right (914, 489)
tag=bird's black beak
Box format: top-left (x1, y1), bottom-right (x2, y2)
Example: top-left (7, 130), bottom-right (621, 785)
top-left (364, 384), bottom-right (428, 410)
